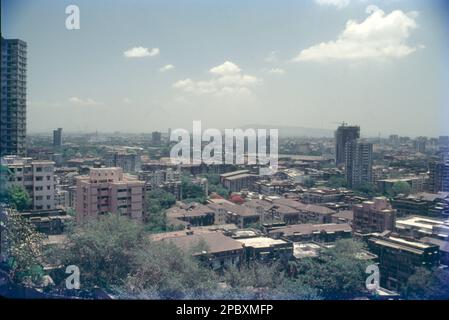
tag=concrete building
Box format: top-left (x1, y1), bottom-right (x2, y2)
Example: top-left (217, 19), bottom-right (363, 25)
top-left (335, 124), bottom-right (360, 166)
top-left (391, 192), bottom-right (449, 218)
top-left (367, 234), bottom-right (440, 291)
top-left (151, 230), bottom-right (244, 270)
top-left (104, 151), bottom-right (141, 173)
top-left (220, 170), bottom-right (258, 192)
top-left (268, 223), bottom-right (352, 243)
top-left (353, 197), bottom-right (396, 234)
top-left (53, 128), bottom-right (62, 148)
top-left (272, 198), bottom-right (335, 224)
top-left (166, 203), bottom-right (215, 228)
top-left (345, 141), bottom-right (373, 188)
top-left (2, 156), bottom-right (56, 210)
top-left (376, 176), bottom-right (427, 195)
top-left (300, 187), bottom-right (345, 204)
top-left (429, 160), bottom-right (449, 193)
top-left (151, 131), bottom-right (162, 145)
top-left (235, 236), bottom-right (293, 263)
top-left (75, 167), bottom-right (145, 222)
top-left (1, 36), bottom-right (27, 156)
top-left (395, 215), bottom-right (449, 241)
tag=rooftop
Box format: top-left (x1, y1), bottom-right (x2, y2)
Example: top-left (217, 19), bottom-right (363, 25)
top-left (236, 236), bottom-right (288, 249)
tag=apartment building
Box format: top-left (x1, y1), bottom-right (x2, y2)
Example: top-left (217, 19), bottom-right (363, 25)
top-left (2, 155), bottom-right (55, 210)
top-left (1, 36), bottom-right (27, 156)
top-left (75, 167), bottom-right (144, 221)
top-left (367, 234), bottom-right (440, 291)
top-left (353, 197), bottom-right (396, 234)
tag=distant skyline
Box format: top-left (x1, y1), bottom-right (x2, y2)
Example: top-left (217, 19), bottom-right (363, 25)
top-left (2, 0), bottom-right (449, 137)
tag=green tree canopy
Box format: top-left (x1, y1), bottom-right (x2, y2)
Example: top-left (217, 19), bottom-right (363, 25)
top-left (402, 267), bottom-right (449, 300)
top-left (390, 181), bottom-right (412, 196)
top-left (6, 185), bottom-right (31, 212)
top-left (292, 239), bottom-right (370, 299)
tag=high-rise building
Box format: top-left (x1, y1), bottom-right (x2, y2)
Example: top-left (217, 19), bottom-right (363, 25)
top-left (1, 155), bottom-right (55, 211)
top-left (152, 131), bottom-right (162, 145)
top-left (353, 197), bottom-right (396, 234)
top-left (1, 36), bottom-right (27, 156)
top-left (414, 136), bottom-right (427, 153)
top-left (335, 124), bottom-right (360, 166)
top-left (345, 140), bottom-right (373, 188)
top-left (438, 136), bottom-right (449, 153)
top-left (104, 151), bottom-right (141, 173)
top-left (53, 128), bottom-right (63, 147)
top-left (75, 167), bottom-right (145, 222)
top-left (429, 160), bottom-right (449, 193)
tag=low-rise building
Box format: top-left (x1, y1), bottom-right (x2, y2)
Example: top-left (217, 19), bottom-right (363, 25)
top-left (331, 210), bottom-right (354, 225)
top-left (220, 170), bottom-right (258, 192)
top-left (166, 203), bottom-right (215, 228)
top-left (353, 197), bottom-right (396, 234)
top-left (367, 234), bottom-right (440, 291)
top-left (268, 223), bottom-right (352, 243)
top-left (395, 215), bottom-right (449, 240)
top-left (235, 236), bottom-right (293, 263)
top-left (391, 192), bottom-right (449, 218)
top-left (2, 156), bottom-right (56, 211)
top-left (151, 230), bottom-right (244, 270)
top-left (272, 198), bottom-right (335, 224)
top-left (300, 187), bottom-right (345, 204)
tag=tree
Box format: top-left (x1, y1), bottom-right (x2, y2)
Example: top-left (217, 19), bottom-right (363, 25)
top-left (6, 186), bottom-right (31, 211)
top-left (402, 267), bottom-right (449, 300)
top-left (122, 241), bottom-right (218, 299)
top-left (144, 189), bottom-right (176, 232)
top-left (326, 176), bottom-right (347, 188)
top-left (52, 214), bottom-right (148, 290)
top-left (181, 179), bottom-right (206, 203)
top-left (353, 182), bottom-right (380, 197)
top-left (292, 239), bottom-right (370, 299)
top-left (0, 209), bottom-right (46, 283)
top-left (390, 181), bottom-right (411, 196)
top-left (208, 184), bottom-right (229, 198)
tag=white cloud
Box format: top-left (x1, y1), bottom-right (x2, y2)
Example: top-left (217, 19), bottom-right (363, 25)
top-left (124, 47), bottom-right (160, 58)
top-left (315, 0), bottom-right (351, 9)
top-left (68, 97), bottom-right (103, 106)
top-left (293, 7), bottom-right (419, 62)
top-left (209, 61), bottom-right (242, 75)
top-left (268, 68), bottom-right (286, 75)
top-left (159, 64), bottom-right (175, 72)
top-left (173, 61), bottom-right (261, 96)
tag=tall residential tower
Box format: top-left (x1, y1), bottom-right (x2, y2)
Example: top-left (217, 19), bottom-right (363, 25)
top-left (335, 124), bottom-right (360, 166)
top-left (1, 36), bottom-right (27, 156)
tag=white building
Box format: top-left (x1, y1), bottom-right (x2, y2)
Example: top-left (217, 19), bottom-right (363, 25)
top-left (2, 155), bottom-right (56, 210)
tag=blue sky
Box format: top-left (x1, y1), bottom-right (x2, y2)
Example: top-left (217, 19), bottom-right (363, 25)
top-left (2, 0), bottom-right (448, 136)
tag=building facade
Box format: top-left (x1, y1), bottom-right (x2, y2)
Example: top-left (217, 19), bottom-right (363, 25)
top-left (353, 197), bottom-right (396, 234)
top-left (1, 36), bottom-right (27, 156)
top-left (335, 124), bottom-right (360, 166)
top-left (345, 141), bottom-right (373, 188)
top-left (2, 156), bottom-right (55, 210)
top-left (53, 128), bottom-right (62, 148)
top-left (75, 167), bottom-right (145, 222)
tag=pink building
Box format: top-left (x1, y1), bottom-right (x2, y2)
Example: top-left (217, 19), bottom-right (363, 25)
top-left (75, 167), bottom-right (145, 222)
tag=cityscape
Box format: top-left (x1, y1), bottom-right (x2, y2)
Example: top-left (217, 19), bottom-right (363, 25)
top-left (1, 0), bottom-right (449, 305)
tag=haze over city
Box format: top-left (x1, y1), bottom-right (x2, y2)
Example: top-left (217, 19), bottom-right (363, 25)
top-left (1, 0), bottom-right (448, 137)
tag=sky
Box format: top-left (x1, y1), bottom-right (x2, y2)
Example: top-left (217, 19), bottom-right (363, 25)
top-left (1, 0), bottom-right (448, 137)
